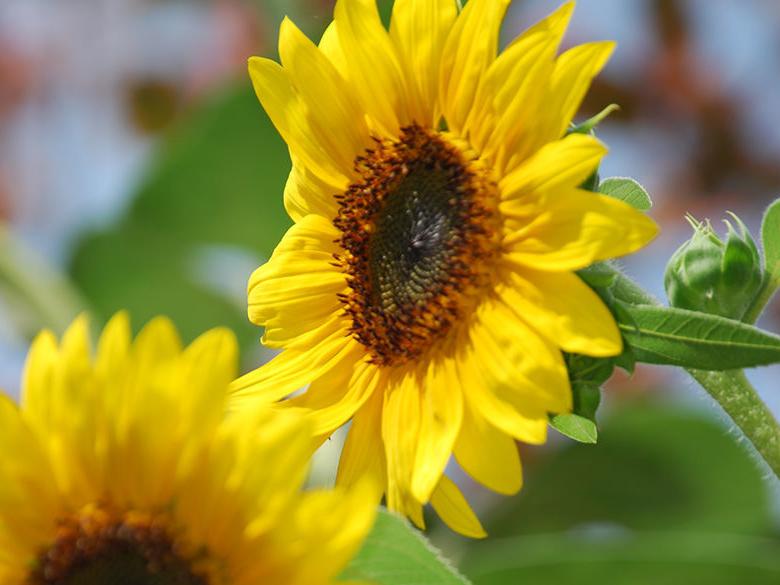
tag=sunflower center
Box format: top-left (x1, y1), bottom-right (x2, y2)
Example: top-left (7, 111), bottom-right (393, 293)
top-left (30, 506), bottom-right (209, 585)
top-left (335, 125), bottom-right (498, 366)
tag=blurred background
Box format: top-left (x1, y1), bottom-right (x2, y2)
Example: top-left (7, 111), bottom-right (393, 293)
top-left (1, 0), bottom-right (780, 582)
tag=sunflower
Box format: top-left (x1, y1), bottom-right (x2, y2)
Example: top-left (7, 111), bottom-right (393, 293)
top-left (0, 313), bottom-right (375, 585)
top-left (233, 0), bottom-right (658, 537)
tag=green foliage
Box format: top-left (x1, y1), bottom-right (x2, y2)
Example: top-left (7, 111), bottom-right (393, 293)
top-left (341, 509), bottom-right (471, 585)
top-left (616, 304), bottom-right (780, 369)
top-left (762, 198), bottom-right (780, 282)
top-left (69, 84), bottom-right (291, 346)
top-left (598, 177), bottom-right (653, 211)
top-left (0, 226), bottom-right (84, 338)
top-left (461, 405), bottom-right (776, 584)
top-left (550, 413), bottom-right (598, 444)
top-left (464, 532), bottom-right (780, 585)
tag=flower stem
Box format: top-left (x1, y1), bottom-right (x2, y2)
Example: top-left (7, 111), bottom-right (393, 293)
top-left (687, 369), bottom-right (780, 477)
top-left (611, 268), bottom-right (780, 478)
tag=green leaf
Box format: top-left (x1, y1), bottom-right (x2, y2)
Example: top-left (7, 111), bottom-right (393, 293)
top-left (617, 304), bottom-right (780, 369)
top-left (566, 354), bottom-right (614, 386)
top-left (598, 177), bottom-right (653, 211)
top-left (550, 413), bottom-right (598, 444)
top-left (340, 508), bottom-right (471, 585)
top-left (762, 198), bottom-right (780, 281)
top-left (484, 405), bottom-right (772, 538)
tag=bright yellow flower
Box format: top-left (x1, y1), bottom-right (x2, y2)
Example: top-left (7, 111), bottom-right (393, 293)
top-left (0, 314), bottom-right (375, 585)
top-left (233, 0), bottom-right (658, 536)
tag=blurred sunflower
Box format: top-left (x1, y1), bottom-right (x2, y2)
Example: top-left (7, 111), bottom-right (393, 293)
top-left (0, 314), bottom-right (375, 585)
top-left (233, 0), bottom-right (657, 536)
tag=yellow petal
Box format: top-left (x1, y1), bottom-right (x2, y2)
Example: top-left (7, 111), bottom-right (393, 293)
top-left (290, 360), bottom-right (381, 436)
top-left (454, 404), bottom-right (522, 495)
top-left (499, 268), bottom-right (622, 357)
top-left (336, 388), bottom-right (387, 503)
top-left (471, 299), bottom-right (572, 414)
top-left (278, 18), bottom-right (369, 172)
top-left (411, 357), bottom-right (463, 503)
top-left (319, 21), bottom-right (348, 76)
top-left (284, 159), bottom-right (340, 223)
top-left (390, 0), bottom-right (457, 125)
top-left (454, 331), bottom-right (550, 444)
top-left (439, 0), bottom-right (510, 134)
top-left (467, 2), bottom-right (573, 168)
top-left (538, 40), bottom-right (616, 144)
top-left (499, 133), bottom-right (607, 203)
top-left (430, 474), bottom-right (486, 538)
top-left (247, 216), bottom-right (346, 339)
top-left (334, 0), bottom-right (409, 135)
top-left (248, 56), bottom-right (349, 188)
top-left (503, 188), bottom-right (659, 270)
top-left (382, 370), bottom-right (425, 528)
top-left (230, 333), bottom-right (362, 407)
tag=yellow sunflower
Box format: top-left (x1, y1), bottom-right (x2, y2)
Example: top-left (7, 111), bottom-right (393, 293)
top-left (233, 0), bottom-right (658, 537)
top-left (0, 313), bottom-right (375, 585)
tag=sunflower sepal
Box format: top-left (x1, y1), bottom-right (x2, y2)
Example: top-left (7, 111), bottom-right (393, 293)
top-left (554, 360), bottom-right (606, 445)
top-left (569, 104), bottom-right (620, 137)
top-left (665, 213), bottom-right (763, 321)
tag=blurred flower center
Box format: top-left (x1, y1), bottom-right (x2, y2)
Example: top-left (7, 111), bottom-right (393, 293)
top-left (335, 125), bottom-right (499, 366)
top-left (31, 505), bottom-right (208, 585)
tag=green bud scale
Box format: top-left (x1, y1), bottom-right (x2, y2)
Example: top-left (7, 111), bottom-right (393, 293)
top-left (665, 213), bottom-right (764, 321)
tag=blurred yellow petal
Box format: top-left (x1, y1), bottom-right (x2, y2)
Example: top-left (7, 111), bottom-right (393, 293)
top-left (5, 314), bottom-right (376, 583)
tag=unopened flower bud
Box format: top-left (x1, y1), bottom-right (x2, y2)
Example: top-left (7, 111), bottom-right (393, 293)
top-left (665, 214), bottom-right (763, 320)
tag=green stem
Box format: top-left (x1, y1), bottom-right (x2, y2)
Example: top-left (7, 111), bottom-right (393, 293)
top-left (688, 369), bottom-right (780, 476)
top-left (611, 269), bottom-right (780, 478)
